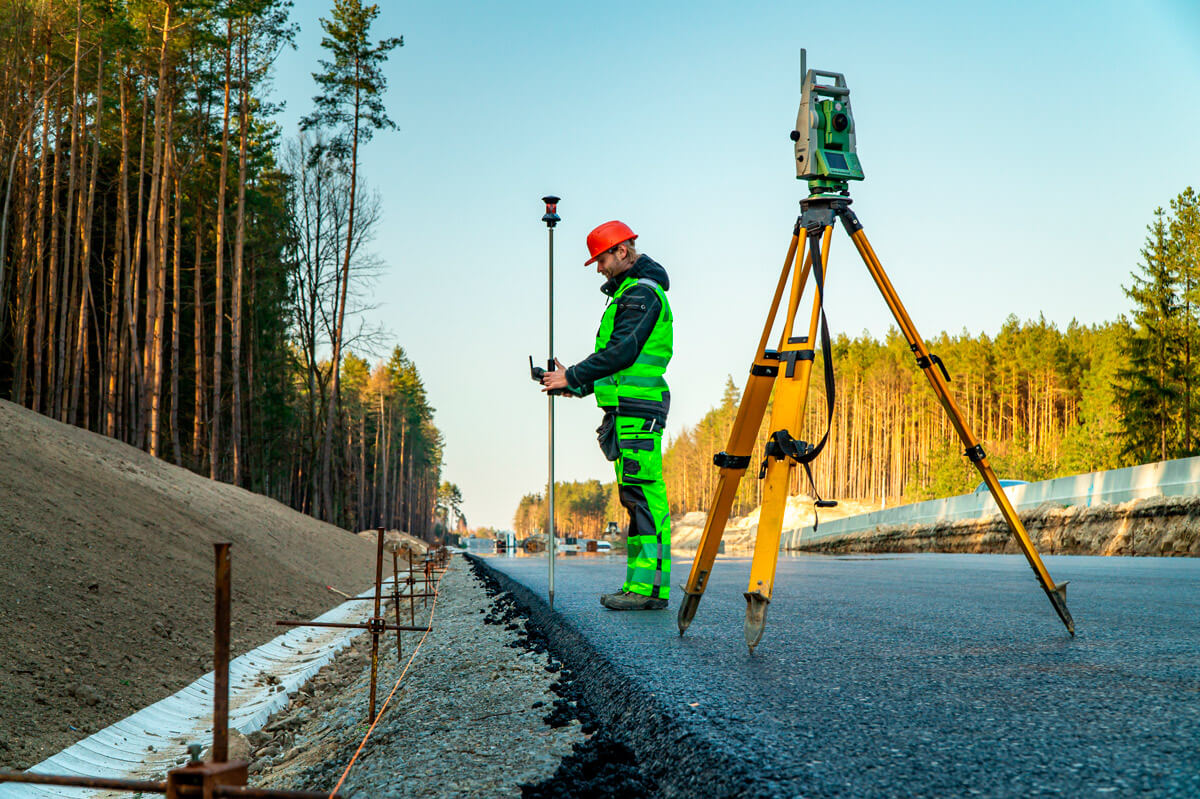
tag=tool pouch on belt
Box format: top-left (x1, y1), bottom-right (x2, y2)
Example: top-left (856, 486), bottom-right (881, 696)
top-left (596, 412), bottom-right (620, 462)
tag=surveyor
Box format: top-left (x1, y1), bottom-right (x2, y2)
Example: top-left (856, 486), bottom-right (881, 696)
top-left (540, 220), bottom-right (674, 611)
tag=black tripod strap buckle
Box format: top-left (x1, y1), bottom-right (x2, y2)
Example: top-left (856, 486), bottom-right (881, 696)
top-left (713, 451), bottom-right (752, 470)
top-left (764, 430), bottom-right (811, 463)
top-left (913, 349), bottom-right (952, 382)
top-left (750, 363), bottom-right (779, 377)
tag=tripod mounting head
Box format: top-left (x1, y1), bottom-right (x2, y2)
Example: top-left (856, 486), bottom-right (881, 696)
top-left (541, 195), bottom-right (561, 228)
top-left (791, 50), bottom-right (864, 196)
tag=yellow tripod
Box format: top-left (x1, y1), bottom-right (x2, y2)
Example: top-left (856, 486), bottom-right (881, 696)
top-left (676, 194), bottom-right (1074, 651)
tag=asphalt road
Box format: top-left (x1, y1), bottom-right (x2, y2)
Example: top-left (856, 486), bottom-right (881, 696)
top-left (477, 551), bottom-right (1200, 798)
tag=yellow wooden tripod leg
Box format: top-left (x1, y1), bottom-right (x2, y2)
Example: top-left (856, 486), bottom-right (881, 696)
top-left (678, 229), bottom-right (807, 636)
top-left (744, 371), bottom-right (812, 651)
top-left (676, 367), bottom-right (776, 634)
top-left (844, 220), bottom-right (1074, 636)
top-left (743, 225), bottom-right (831, 651)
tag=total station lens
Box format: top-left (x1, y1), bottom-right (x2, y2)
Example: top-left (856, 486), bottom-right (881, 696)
top-left (833, 113), bottom-right (849, 132)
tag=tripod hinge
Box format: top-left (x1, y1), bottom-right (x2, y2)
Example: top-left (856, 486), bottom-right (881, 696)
top-left (713, 452), bottom-right (752, 470)
top-left (838, 207), bottom-right (863, 234)
top-left (914, 351), bottom-right (952, 382)
top-left (750, 363), bottom-right (779, 377)
top-left (964, 444), bottom-right (986, 463)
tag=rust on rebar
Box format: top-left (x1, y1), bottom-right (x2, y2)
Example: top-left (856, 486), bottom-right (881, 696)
top-left (213, 542), bottom-right (232, 763)
top-left (408, 557), bottom-right (417, 624)
top-left (0, 772), bottom-right (167, 791)
top-left (369, 527), bottom-right (386, 723)
top-left (0, 771), bottom-right (345, 798)
top-left (392, 550), bottom-right (403, 659)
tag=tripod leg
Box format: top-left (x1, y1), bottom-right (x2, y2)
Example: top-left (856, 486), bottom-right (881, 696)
top-left (677, 228), bottom-right (807, 636)
top-left (841, 212), bottom-right (1074, 635)
top-left (744, 224), bottom-right (833, 652)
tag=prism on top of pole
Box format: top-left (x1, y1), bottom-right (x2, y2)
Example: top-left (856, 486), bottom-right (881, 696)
top-left (542, 196), bottom-right (560, 228)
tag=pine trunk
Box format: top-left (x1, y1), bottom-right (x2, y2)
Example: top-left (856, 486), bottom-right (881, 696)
top-left (231, 19), bottom-right (248, 485)
top-left (211, 18), bottom-right (232, 480)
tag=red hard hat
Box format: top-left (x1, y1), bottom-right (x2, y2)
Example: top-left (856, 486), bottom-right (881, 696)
top-left (584, 220), bottom-right (638, 265)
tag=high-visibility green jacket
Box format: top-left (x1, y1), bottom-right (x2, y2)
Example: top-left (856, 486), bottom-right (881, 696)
top-left (565, 255), bottom-right (673, 424)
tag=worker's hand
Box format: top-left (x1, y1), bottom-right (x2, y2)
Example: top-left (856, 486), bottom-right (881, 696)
top-left (541, 358), bottom-right (569, 392)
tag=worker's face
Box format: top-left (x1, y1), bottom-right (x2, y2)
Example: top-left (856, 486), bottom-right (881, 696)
top-left (595, 244), bottom-right (630, 280)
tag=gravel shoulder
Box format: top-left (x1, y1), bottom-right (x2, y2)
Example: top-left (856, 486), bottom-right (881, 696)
top-left (249, 557), bottom-right (592, 797)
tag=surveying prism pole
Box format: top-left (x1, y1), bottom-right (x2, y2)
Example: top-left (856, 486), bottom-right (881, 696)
top-left (542, 195), bottom-right (561, 609)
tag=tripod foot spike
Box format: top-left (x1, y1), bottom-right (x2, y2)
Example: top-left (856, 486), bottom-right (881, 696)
top-left (677, 591), bottom-right (702, 636)
top-left (1048, 581), bottom-right (1074, 636)
top-left (743, 591), bottom-right (770, 652)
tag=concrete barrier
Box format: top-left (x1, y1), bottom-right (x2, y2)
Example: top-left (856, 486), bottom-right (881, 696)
top-left (781, 455), bottom-right (1200, 548)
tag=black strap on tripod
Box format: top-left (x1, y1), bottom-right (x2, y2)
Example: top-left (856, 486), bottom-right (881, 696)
top-left (913, 347), bottom-right (952, 382)
top-left (756, 429), bottom-right (838, 530)
top-left (755, 220), bottom-right (839, 532)
top-left (800, 221), bottom-right (837, 474)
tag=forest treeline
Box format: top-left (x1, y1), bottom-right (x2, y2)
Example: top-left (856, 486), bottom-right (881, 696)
top-left (0, 0), bottom-right (449, 537)
top-left (514, 188), bottom-right (1200, 532)
top-left (509, 480), bottom-right (618, 539)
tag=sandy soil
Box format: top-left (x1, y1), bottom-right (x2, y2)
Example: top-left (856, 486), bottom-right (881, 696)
top-left (0, 399), bottom-right (382, 768)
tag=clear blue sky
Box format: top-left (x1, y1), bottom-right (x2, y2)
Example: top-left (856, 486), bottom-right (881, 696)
top-left (272, 0), bottom-right (1200, 531)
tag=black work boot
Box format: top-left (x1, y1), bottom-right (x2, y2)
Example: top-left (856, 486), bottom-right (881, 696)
top-left (600, 590), bottom-right (667, 611)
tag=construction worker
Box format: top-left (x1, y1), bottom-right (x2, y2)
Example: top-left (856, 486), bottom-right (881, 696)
top-left (540, 221), bottom-right (673, 611)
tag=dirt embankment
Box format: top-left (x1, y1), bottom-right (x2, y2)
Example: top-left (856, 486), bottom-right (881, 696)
top-left (0, 399), bottom-right (381, 769)
top-left (792, 495), bottom-right (1200, 556)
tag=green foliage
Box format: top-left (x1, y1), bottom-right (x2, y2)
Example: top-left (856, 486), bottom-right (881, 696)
top-left (0, 0), bottom-right (445, 539)
top-left (667, 315), bottom-right (1132, 510)
top-left (1116, 194), bottom-right (1200, 463)
top-left (301, 0), bottom-right (401, 159)
top-left (507, 212), bottom-right (1195, 522)
top-left (518, 193), bottom-right (1200, 517)
top-left (337, 346), bottom-right (442, 535)
top-left (905, 445), bottom-right (974, 500)
top-left (1059, 321), bottom-right (1126, 474)
top-left (437, 481), bottom-right (464, 530)
top-left (512, 479), bottom-right (617, 538)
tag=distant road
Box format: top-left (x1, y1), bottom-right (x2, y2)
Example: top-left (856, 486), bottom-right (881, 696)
top-left (478, 552), bottom-right (1200, 798)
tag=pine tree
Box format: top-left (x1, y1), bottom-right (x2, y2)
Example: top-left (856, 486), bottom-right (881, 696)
top-left (302, 0), bottom-right (401, 521)
top-left (1170, 187), bottom-right (1200, 454)
top-left (1116, 208), bottom-right (1183, 462)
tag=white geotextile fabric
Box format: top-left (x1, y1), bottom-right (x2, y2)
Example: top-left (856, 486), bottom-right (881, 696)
top-left (2, 581), bottom-right (413, 798)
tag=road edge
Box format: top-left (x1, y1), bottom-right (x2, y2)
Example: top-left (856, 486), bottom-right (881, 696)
top-left (467, 554), bottom-right (751, 798)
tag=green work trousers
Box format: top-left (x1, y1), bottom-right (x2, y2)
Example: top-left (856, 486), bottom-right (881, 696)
top-left (613, 414), bottom-right (671, 599)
